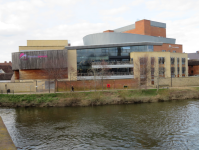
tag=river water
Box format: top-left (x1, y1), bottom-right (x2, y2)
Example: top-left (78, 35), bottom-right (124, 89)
top-left (1, 99), bottom-right (199, 149)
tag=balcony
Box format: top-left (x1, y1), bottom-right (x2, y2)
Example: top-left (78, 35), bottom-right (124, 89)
top-left (77, 72), bottom-right (134, 80)
top-left (92, 61), bottom-right (133, 69)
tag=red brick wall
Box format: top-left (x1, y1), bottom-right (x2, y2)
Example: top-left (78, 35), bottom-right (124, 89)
top-left (58, 79), bottom-right (138, 91)
top-left (189, 65), bottom-right (199, 76)
top-left (123, 20), bottom-right (147, 35)
top-left (123, 20), bottom-right (166, 37)
top-left (151, 26), bottom-right (166, 37)
top-left (154, 43), bottom-right (182, 53)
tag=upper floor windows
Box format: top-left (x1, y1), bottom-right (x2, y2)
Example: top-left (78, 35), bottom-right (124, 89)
top-left (171, 57), bottom-right (175, 64)
top-left (182, 58), bottom-right (186, 64)
top-left (158, 57), bottom-right (165, 64)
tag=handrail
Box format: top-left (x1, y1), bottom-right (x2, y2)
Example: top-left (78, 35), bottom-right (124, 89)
top-left (92, 61), bottom-right (132, 65)
top-left (77, 72), bottom-right (134, 76)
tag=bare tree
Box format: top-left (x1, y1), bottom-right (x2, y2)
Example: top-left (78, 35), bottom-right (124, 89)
top-left (97, 60), bottom-right (110, 91)
top-left (43, 58), bottom-right (68, 93)
top-left (88, 60), bottom-right (110, 91)
top-left (134, 55), bottom-right (152, 89)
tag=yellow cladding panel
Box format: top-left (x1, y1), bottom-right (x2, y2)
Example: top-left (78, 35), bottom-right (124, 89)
top-left (19, 46), bottom-right (65, 52)
top-left (130, 51), bottom-right (188, 79)
top-left (68, 50), bottom-right (77, 81)
top-left (27, 40), bottom-right (68, 46)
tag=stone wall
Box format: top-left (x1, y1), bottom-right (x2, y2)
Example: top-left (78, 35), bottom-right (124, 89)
top-left (154, 77), bottom-right (199, 87)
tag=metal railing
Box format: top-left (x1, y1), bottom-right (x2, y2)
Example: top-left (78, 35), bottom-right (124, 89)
top-left (0, 90), bottom-right (14, 94)
top-left (92, 61), bottom-right (132, 65)
top-left (77, 72), bottom-right (133, 77)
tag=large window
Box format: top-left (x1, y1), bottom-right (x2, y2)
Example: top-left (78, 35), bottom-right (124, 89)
top-left (171, 67), bottom-right (175, 77)
top-left (171, 57), bottom-right (175, 65)
top-left (158, 57), bottom-right (165, 64)
top-left (77, 45), bottom-right (154, 73)
top-left (182, 58), bottom-right (186, 64)
top-left (182, 67), bottom-right (186, 74)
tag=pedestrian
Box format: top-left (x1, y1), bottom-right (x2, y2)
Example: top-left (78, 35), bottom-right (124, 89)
top-left (71, 85), bottom-right (74, 92)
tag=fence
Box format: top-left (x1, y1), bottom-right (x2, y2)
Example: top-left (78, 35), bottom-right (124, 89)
top-left (0, 90), bottom-right (14, 94)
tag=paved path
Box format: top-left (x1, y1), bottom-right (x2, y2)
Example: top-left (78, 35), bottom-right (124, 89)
top-left (0, 116), bottom-right (16, 150)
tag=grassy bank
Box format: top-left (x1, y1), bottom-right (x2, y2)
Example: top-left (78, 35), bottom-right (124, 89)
top-left (0, 88), bottom-right (199, 107)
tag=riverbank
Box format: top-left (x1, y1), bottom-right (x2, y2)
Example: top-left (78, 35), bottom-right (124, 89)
top-left (0, 116), bottom-right (16, 150)
top-left (0, 88), bottom-right (199, 107)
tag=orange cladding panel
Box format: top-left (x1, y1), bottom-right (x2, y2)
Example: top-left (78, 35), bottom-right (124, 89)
top-left (19, 69), bottom-right (68, 80)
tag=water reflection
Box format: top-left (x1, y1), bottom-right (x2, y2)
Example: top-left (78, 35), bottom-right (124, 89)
top-left (1, 100), bottom-right (199, 149)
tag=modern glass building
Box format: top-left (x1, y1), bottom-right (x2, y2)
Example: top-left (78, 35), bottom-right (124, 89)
top-left (76, 45), bottom-right (153, 73)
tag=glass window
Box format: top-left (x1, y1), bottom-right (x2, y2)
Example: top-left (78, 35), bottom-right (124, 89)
top-left (159, 67), bottom-right (165, 75)
top-left (95, 49), bottom-right (102, 53)
top-left (182, 67), bottom-right (186, 74)
top-left (162, 50), bottom-right (166, 52)
top-left (171, 67), bottom-right (175, 74)
top-left (121, 53), bottom-right (129, 56)
top-left (159, 57), bottom-right (165, 64)
top-left (148, 45), bottom-right (153, 51)
top-left (151, 57), bottom-right (155, 65)
top-left (177, 58), bottom-right (179, 64)
top-left (139, 46), bottom-right (145, 51)
top-left (182, 58), bottom-right (185, 64)
top-left (171, 57), bottom-right (175, 64)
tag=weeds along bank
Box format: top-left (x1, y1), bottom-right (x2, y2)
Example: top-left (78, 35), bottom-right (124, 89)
top-left (0, 88), bottom-right (199, 107)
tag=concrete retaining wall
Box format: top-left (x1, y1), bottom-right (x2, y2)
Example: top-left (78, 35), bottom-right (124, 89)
top-left (0, 116), bottom-right (16, 150)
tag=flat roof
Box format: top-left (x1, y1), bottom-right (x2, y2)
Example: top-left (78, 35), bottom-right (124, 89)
top-left (65, 42), bottom-right (163, 50)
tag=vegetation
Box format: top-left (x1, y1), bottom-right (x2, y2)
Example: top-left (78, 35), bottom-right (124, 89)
top-left (0, 88), bottom-right (199, 107)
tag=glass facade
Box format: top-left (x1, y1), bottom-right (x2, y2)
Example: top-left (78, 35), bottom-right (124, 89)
top-left (77, 45), bottom-right (153, 73)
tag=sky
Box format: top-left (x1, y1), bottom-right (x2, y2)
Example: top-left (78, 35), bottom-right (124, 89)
top-left (0, 0), bottom-right (199, 62)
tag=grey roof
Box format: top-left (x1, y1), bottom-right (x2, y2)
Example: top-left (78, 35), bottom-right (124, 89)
top-left (150, 21), bottom-right (166, 28)
top-left (83, 32), bottom-right (175, 46)
top-left (114, 24), bottom-right (135, 32)
top-left (65, 42), bottom-right (163, 50)
top-left (188, 60), bottom-right (199, 66)
top-left (188, 53), bottom-right (199, 60)
top-left (113, 20), bottom-right (166, 33)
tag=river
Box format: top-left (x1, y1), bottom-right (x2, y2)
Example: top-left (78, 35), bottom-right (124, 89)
top-left (1, 99), bottom-right (199, 149)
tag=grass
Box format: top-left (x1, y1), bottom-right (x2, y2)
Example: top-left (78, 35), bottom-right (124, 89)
top-left (0, 88), bottom-right (199, 107)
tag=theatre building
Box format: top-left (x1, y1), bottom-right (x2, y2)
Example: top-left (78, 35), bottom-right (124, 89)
top-left (12, 19), bottom-right (188, 86)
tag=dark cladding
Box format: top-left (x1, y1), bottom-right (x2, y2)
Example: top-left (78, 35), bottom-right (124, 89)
top-left (12, 50), bottom-right (68, 70)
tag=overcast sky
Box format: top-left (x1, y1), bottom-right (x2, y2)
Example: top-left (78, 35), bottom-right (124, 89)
top-left (0, 0), bottom-right (199, 61)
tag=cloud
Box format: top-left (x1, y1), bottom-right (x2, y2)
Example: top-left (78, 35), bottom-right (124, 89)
top-left (0, 0), bottom-right (199, 62)
top-left (146, 0), bottom-right (199, 11)
top-left (132, 0), bottom-right (144, 6)
top-left (101, 6), bottom-right (129, 15)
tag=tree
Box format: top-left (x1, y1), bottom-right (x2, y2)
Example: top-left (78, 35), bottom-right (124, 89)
top-left (134, 55), bottom-right (152, 89)
top-left (88, 60), bottom-right (110, 91)
top-left (43, 58), bottom-right (68, 93)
